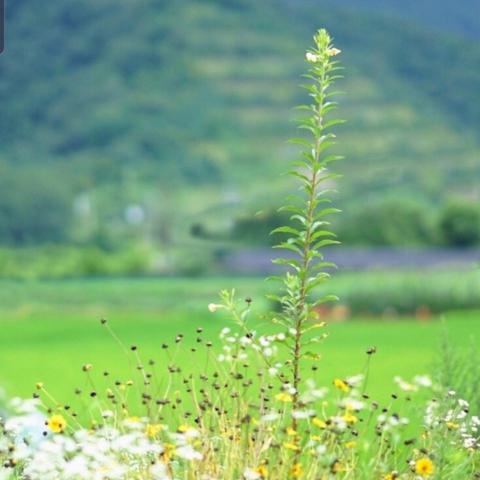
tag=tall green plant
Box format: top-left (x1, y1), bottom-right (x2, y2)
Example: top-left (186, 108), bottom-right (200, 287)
top-left (269, 28), bottom-right (343, 419)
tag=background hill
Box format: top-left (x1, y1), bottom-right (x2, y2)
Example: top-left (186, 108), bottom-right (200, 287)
top-left (0, 0), bottom-right (479, 272)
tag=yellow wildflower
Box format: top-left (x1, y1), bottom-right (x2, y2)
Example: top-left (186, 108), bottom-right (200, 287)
top-left (287, 427), bottom-right (297, 436)
top-left (145, 423), bottom-right (163, 438)
top-left (331, 460), bottom-right (345, 474)
top-left (162, 443), bottom-right (175, 463)
top-left (343, 411), bottom-right (358, 425)
top-left (312, 417), bottom-right (327, 428)
top-left (384, 473), bottom-right (398, 480)
top-left (47, 414), bottom-right (67, 434)
top-left (290, 463), bottom-right (303, 478)
top-left (415, 458), bottom-right (434, 477)
top-left (283, 442), bottom-right (300, 451)
top-left (345, 440), bottom-right (356, 449)
top-left (255, 465), bottom-right (268, 478)
top-left (445, 421), bottom-right (459, 430)
top-left (333, 379), bottom-right (349, 393)
top-left (276, 392), bottom-right (293, 403)
top-left (177, 424), bottom-right (192, 433)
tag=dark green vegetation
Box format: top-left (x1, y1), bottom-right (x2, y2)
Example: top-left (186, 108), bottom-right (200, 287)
top-left (0, 0), bottom-right (479, 255)
top-left (0, 277), bottom-right (478, 404)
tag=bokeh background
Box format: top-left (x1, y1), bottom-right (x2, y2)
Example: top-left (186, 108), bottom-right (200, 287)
top-left (0, 0), bottom-right (479, 401)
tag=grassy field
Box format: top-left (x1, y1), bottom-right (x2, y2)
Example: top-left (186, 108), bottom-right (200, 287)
top-left (1, 276), bottom-right (479, 408)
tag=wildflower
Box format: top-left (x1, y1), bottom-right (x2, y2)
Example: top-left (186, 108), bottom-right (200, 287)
top-left (145, 423), bottom-right (163, 438)
top-left (261, 412), bottom-right (280, 422)
top-left (333, 379), bottom-right (349, 393)
top-left (316, 444), bottom-right (327, 455)
top-left (331, 460), bottom-right (345, 474)
top-left (394, 376), bottom-right (417, 392)
top-left (244, 469), bottom-right (262, 480)
top-left (47, 414), bottom-right (67, 433)
top-left (162, 443), bottom-right (176, 463)
top-left (276, 392), bottom-right (293, 403)
top-left (208, 303), bottom-right (221, 312)
top-left (445, 421), bottom-right (459, 430)
top-left (414, 375), bottom-right (432, 387)
top-left (290, 463), bottom-right (303, 478)
top-left (283, 442), bottom-right (300, 451)
top-left (176, 445), bottom-right (202, 461)
top-left (305, 52), bottom-right (319, 63)
top-left (312, 417), bottom-right (327, 428)
top-left (384, 473), bottom-right (398, 480)
top-left (342, 411), bottom-right (358, 425)
top-left (415, 458), bottom-right (434, 477)
top-left (255, 465), bottom-right (268, 478)
top-left (292, 410), bottom-right (314, 419)
top-left (327, 47), bottom-right (341, 56)
top-left (177, 424), bottom-right (192, 433)
top-left (345, 440), bottom-right (356, 448)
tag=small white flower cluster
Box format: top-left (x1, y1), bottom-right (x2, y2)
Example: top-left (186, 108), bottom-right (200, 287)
top-left (217, 328), bottom-right (284, 363)
top-left (0, 400), bottom-right (203, 480)
top-left (424, 391), bottom-right (480, 451)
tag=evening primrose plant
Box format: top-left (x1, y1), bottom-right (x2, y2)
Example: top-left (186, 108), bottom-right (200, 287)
top-left (1, 29), bottom-right (480, 480)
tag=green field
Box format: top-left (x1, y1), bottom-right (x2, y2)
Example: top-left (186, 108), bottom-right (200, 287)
top-left (1, 277), bottom-right (479, 407)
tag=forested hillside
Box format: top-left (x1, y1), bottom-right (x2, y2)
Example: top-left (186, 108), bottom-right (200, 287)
top-left (0, 0), bottom-right (479, 250)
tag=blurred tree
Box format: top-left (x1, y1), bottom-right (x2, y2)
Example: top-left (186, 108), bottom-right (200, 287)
top-left (337, 200), bottom-right (435, 246)
top-left (439, 201), bottom-right (480, 247)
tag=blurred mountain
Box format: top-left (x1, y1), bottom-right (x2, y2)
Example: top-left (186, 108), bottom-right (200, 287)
top-left (0, 0), bottom-right (479, 247)
top-left (330, 0), bottom-right (480, 38)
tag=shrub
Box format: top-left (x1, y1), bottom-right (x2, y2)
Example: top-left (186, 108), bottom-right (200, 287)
top-left (439, 200), bottom-right (480, 247)
top-left (337, 199), bottom-right (435, 246)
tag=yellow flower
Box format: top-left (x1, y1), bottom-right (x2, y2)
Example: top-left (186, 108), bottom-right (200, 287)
top-left (445, 421), bottom-right (459, 430)
top-left (312, 417), bottom-right (327, 428)
top-left (287, 427), bottom-right (297, 436)
top-left (283, 442), bottom-right (300, 451)
top-left (145, 423), bottom-right (163, 438)
top-left (342, 411), bottom-right (358, 425)
top-left (177, 424), bottom-right (192, 433)
top-left (255, 465), bottom-right (268, 478)
top-left (276, 392), bottom-right (293, 403)
top-left (384, 473), bottom-right (398, 480)
top-left (331, 460), bottom-right (345, 474)
top-left (345, 440), bottom-right (356, 449)
top-left (311, 435), bottom-right (322, 441)
top-left (47, 414), bottom-right (67, 433)
top-left (415, 457), bottom-right (434, 477)
top-left (290, 463), bottom-right (303, 478)
top-left (162, 443), bottom-right (175, 463)
top-left (333, 379), bottom-right (349, 393)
